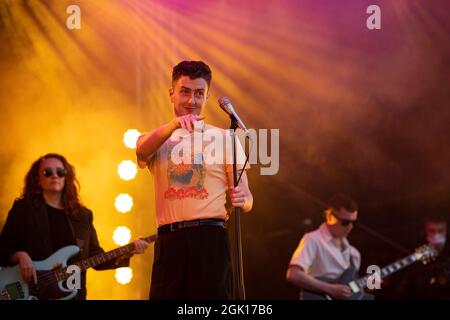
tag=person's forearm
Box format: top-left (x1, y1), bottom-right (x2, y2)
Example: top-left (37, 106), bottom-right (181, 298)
top-left (136, 119), bottom-right (178, 165)
top-left (286, 266), bottom-right (331, 294)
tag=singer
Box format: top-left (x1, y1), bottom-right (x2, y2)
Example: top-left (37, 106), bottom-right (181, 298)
top-left (136, 60), bottom-right (253, 300)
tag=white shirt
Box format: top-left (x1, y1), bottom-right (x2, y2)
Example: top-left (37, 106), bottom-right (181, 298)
top-left (289, 223), bottom-right (361, 279)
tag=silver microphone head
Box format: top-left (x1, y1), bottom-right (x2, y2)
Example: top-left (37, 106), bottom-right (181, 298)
top-left (218, 96), bottom-right (249, 134)
top-left (218, 96), bottom-right (233, 115)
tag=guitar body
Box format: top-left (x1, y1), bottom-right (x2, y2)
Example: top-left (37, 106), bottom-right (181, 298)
top-left (301, 267), bottom-right (366, 300)
top-left (300, 244), bottom-right (437, 300)
top-left (0, 245), bottom-right (80, 300)
top-left (0, 233), bottom-right (158, 300)
top-left (0, 233), bottom-right (157, 300)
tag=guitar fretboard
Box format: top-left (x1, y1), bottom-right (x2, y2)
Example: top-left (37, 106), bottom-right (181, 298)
top-left (54, 234), bottom-right (157, 281)
top-left (354, 254), bottom-right (418, 289)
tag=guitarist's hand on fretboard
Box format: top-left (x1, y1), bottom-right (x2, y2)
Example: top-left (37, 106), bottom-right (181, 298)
top-left (115, 238), bottom-right (149, 265)
top-left (132, 238), bottom-right (149, 254)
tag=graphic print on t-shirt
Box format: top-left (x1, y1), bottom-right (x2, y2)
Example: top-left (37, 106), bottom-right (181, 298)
top-left (164, 139), bottom-right (208, 200)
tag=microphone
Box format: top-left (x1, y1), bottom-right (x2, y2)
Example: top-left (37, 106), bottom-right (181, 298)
top-left (218, 97), bottom-right (249, 134)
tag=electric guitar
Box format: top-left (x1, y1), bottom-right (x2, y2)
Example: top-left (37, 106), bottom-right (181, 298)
top-left (0, 234), bottom-right (157, 300)
top-left (302, 244), bottom-right (438, 300)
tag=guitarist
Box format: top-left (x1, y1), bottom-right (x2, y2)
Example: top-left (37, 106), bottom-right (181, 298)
top-left (286, 194), bottom-right (363, 300)
top-left (0, 153), bottom-right (149, 299)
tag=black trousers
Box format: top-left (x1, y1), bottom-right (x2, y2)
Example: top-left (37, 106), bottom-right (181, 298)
top-left (149, 226), bottom-right (233, 300)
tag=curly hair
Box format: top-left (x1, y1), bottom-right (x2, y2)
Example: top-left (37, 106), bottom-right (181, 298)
top-left (22, 153), bottom-right (83, 215)
top-left (172, 61), bottom-right (212, 87)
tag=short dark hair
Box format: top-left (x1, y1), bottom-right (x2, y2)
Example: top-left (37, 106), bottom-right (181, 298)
top-left (172, 61), bottom-right (212, 87)
top-left (327, 193), bottom-right (358, 213)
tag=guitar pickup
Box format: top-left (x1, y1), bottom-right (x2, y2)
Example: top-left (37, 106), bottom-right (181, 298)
top-left (348, 281), bottom-right (361, 293)
top-left (5, 282), bottom-right (25, 299)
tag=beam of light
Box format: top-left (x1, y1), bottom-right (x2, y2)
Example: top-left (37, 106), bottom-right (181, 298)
top-left (114, 193), bottom-right (134, 213)
top-left (113, 226), bottom-right (132, 246)
top-left (115, 267), bottom-right (133, 285)
top-left (123, 129), bottom-right (142, 149)
top-left (117, 160), bottom-right (138, 181)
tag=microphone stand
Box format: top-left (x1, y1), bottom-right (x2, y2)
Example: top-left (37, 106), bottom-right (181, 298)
top-left (229, 114), bottom-right (246, 300)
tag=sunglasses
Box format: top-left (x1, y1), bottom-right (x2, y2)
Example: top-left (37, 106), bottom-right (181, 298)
top-left (42, 167), bottom-right (67, 178)
top-left (331, 211), bottom-right (358, 226)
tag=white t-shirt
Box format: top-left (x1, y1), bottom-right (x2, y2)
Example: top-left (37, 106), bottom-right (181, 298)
top-left (289, 223), bottom-right (361, 279)
top-left (140, 121), bottom-right (249, 227)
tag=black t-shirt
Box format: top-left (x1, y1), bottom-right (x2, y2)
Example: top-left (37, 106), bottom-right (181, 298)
top-left (46, 204), bottom-right (74, 252)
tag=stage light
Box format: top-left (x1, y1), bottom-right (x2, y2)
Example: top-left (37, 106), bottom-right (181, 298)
top-left (115, 267), bottom-right (133, 285)
top-left (117, 160), bottom-right (137, 181)
top-left (113, 226), bottom-right (131, 246)
top-left (123, 129), bottom-right (142, 149)
top-left (114, 193), bottom-right (133, 213)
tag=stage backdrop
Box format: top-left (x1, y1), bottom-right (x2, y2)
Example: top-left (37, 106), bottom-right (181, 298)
top-left (0, 0), bottom-right (449, 299)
